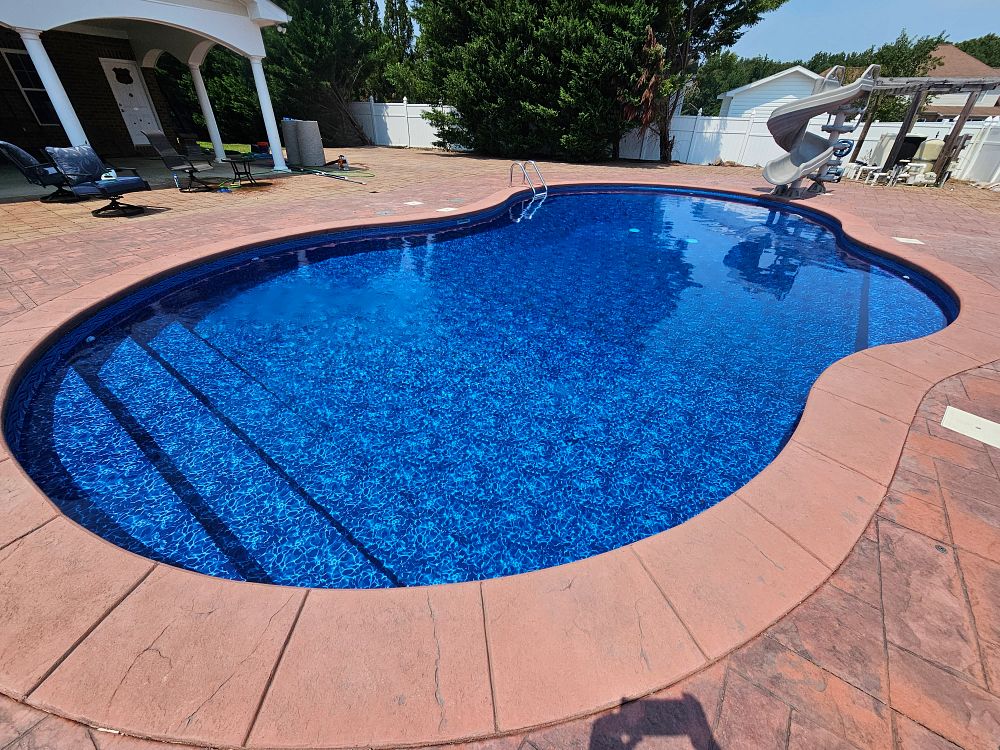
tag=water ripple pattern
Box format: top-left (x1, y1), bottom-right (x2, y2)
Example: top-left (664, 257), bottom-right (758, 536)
top-left (8, 189), bottom-right (953, 588)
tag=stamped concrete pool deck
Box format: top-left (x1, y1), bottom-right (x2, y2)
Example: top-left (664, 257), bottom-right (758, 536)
top-left (1, 149), bottom-right (1000, 749)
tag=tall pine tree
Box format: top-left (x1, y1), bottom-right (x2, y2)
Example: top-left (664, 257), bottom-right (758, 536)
top-left (383, 0), bottom-right (415, 56)
top-left (360, 0), bottom-right (380, 32)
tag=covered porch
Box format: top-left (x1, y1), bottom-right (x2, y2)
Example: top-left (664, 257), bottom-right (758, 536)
top-left (0, 0), bottom-right (290, 170)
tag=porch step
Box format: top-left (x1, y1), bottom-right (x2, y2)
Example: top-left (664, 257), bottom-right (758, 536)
top-left (52, 368), bottom-right (241, 580)
top-left (97, 336), bottom-right (393, 588)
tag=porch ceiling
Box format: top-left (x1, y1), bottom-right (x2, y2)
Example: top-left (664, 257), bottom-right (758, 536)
top-left (0, 0), bottom-right (289, 59)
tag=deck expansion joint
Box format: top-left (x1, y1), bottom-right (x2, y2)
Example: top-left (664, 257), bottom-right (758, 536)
top-left (241, 590), bottom-right (309, 748)
top-left (26, 563), bottom-right (158, 698)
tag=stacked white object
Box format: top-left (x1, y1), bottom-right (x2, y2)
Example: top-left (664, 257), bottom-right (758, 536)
top-left (295, 120), bottom-right (325, 167)
top-left (280, 118), bottom-right (302, 165)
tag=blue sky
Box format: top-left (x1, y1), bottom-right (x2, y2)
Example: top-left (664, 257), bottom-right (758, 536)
top-left (732, 0), bottom-right (999, 59)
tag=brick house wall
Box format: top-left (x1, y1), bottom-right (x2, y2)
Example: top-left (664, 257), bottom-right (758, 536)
top-left (0, 28), bottom-right (181, 159)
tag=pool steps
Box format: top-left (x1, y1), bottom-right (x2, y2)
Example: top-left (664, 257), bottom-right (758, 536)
top-left (90, 335), bottom-right (392, 588)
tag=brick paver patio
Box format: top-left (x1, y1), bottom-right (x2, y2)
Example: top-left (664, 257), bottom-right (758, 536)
top-left (1, 148), bottom-right (1000, 749)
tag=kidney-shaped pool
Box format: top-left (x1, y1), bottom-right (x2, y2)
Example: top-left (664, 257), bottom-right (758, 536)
top-left (5, 187), bottom-right (955, 588)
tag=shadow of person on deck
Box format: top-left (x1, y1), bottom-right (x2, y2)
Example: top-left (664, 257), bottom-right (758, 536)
top-left (587, 693), bottom-right (721, 750)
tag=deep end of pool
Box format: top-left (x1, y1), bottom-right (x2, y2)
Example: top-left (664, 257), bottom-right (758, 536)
top-left (3, 186), bottom-right (956, 589)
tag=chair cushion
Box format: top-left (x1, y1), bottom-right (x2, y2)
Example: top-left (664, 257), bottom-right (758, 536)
top-left (45, 145), bottom-right (107, 186)
top-left (0, 141), bottom-right (41, 169)
top-left (70, 176), bottom-right (149, 198)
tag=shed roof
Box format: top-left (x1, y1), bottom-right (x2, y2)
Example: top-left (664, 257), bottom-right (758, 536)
top-left (718, 66), bottom-right (822, 100)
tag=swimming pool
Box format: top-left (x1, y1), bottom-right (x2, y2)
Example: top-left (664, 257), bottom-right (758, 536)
top-left (5, 187), bottom-right (953, 588)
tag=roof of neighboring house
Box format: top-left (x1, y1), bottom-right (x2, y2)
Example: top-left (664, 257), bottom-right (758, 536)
top-left (717, 66), bottom-right (823, 100)
top-left (930, 44), bottom-right (1000, 77)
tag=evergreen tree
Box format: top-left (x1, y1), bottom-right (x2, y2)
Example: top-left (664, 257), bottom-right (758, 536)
top-left (155, 0), bottom-right (376, 145)
top-left (415, 0), bottom-right (656, 161)
top-left (360, 0), bottom-right (380, 30)
top-left (384, 0), bottom-right (415, 55)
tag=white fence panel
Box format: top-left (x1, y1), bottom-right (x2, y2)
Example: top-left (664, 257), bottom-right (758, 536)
top-left (621, 112), bottom-right (999, 181)
top-left (349, 99), bottom-right (451, 148)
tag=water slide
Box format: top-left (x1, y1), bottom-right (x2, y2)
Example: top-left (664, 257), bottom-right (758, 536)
top-left (763, 65), bottom-right (879, 191)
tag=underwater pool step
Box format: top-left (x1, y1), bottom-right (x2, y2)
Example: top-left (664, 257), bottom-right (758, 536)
top-left (96, 337), bottom-right (396, 588)
top-left (145, 323), bottom-right (483, 588)
top-left (50, 368), bottom-right (243, 580)
top-left (145, 323), bottom-right (403, 587)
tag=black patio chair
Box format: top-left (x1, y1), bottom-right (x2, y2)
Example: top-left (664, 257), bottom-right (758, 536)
top-left (45, 145), bottom-right (151, 217)
top-left (143, 129), bottom-right (218, 192)
top-left (0, 140), bottom-right (81, 203)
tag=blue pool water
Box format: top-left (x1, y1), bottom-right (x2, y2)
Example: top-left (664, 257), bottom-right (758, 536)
top-left (6, 188), bottom-right (954, 588)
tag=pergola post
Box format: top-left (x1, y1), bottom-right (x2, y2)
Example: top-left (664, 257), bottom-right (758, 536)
top-left (932, 90), bottom-right (980, 177)
top-left (189, 64), bottom-right (226, 161)
top-left (884, 89), bottom-right (927, 169)
top-left (248, 55), bottom-right (287, 171)
top-left (850, 99), bottom-right (878, 163)
top-left (16, 28), bottom-right (89, 146)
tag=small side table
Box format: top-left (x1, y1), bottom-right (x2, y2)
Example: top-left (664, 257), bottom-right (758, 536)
top-left (221, 156), bottom-right (260, 185)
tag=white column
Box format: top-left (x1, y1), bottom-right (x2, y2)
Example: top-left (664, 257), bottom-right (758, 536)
top-left (248, 55), bottom-right (287, 171)
top-left (16, 29), bottom-right (88, 146)
top-left (189, 64), bottom-right (225, 161)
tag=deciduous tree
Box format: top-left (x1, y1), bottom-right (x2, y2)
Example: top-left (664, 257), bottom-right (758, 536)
top-left (632, 0), bottom-right (789, 162)
top-left (956, 34), bottom-right (1000, 68)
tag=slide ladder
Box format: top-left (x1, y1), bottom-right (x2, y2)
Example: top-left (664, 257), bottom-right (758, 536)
top-left (763, 64), bottom-right (880, 197)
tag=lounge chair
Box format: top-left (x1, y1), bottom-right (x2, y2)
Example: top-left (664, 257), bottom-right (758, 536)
top-left (143, 129), bottom-right (218, 192)
top-left (0, 140), bottom-right (80, 202)
top-left (45, 145), bottom-right (151, 217)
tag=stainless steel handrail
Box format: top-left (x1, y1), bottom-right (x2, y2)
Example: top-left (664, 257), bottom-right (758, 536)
top-left (522, 160), bottom-right (548, 194)
top-left (509, 161), bottom-right (537, 195)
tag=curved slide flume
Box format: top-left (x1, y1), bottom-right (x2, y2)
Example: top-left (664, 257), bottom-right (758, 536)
top-left (763, 65), bottom-right (879, 191)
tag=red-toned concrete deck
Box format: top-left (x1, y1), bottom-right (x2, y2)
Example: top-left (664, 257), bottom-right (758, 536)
top-left (1, 150), bottom-right (1000, 749)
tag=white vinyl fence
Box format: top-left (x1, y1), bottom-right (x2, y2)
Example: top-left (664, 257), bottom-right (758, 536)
top-left (349, 98), bottom-right (449, 149)
top-left (353, 99), bottom-right (1000, 182)
top-left (620, 112), bottom-right (1000, 182)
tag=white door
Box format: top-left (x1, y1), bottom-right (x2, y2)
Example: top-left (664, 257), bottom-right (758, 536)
top-left (99, 58), bottom-right (161, 146)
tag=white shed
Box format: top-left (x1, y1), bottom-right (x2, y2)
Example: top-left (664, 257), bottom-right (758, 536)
top-left (719, 66), bottom-right (823, 118)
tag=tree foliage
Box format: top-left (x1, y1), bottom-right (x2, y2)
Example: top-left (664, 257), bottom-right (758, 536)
top-left (383, 0), bottom-right (416, 54)
top-left (802, 31), bottom-right (945, 120)
top-left (625, 0), bottom-right (790, 161)
top-left (355, 0), bottom-right (437, 101)
top-left (957, 34), bottom-right (1000, 68)
top-left (683, 52), bottom-right (788, 115)
top-left (414, 0), bottom-right (657, 161)
top-left (156, 0), bottom-right (378, 145)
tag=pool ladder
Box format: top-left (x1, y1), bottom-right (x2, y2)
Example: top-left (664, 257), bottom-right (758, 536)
top-left (509, 161), bottom-right (548, 223)
top-left (509, 160), bottom-right (548, 196)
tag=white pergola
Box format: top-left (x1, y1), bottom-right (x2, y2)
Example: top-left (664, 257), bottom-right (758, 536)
top-left (0, 0), bottom-right (291, 170)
